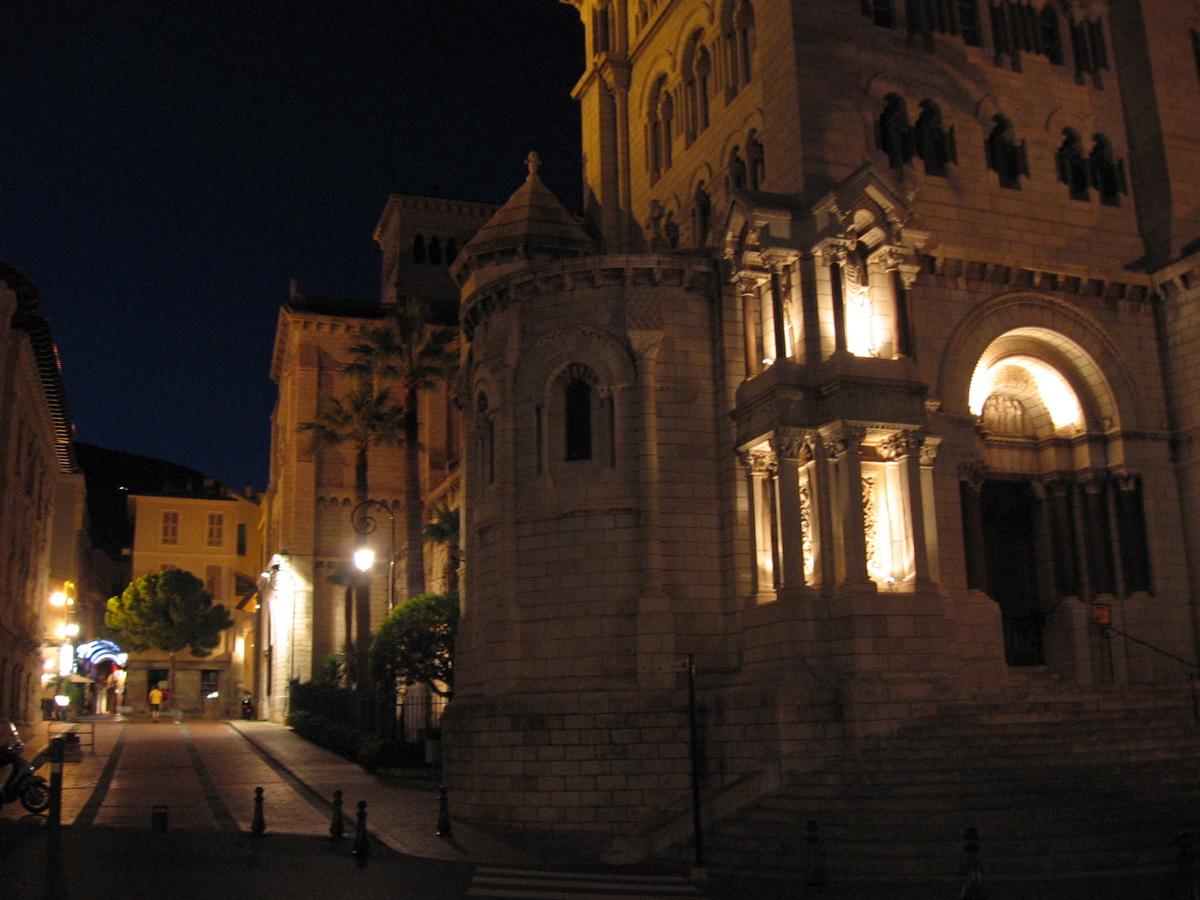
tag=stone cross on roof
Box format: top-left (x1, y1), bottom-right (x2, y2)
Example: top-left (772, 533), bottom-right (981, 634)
top-left (525, 150), bottom-right (541, 180)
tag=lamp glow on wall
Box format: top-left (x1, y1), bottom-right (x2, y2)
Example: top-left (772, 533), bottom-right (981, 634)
top-left (845, 286), bottom-right (877, 358)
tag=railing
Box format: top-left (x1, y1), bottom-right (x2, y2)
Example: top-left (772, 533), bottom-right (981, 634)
top-left (1099, 625), bottom-right (1200, 723)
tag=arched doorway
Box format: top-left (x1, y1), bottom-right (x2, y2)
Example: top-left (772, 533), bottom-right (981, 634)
top-left (961, 328), bottom-right (1149, 669)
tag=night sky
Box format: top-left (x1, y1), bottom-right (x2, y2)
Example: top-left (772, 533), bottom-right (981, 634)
top-left (3, 2), bottom-right (584, 491)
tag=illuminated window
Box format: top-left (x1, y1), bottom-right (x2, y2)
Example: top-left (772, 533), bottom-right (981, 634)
top-left (207, 513), bottom-right (224, 547)
top-left (161, 511), bottom-right (179, 545)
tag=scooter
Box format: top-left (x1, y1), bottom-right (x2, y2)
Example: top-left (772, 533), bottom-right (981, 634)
top-left (1, 722), bottom-right (50, 814)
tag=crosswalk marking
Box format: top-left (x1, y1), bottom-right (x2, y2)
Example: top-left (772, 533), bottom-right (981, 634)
top-left (467, 866), bottom-right (704, 898)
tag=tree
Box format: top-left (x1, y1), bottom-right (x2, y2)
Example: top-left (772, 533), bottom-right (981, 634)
top-left (369, 590), bottom-right (459, 699)
top-left (423, 503), bottom-right (460, 590)
top-left (348, 297), bottom-right (457, 600)
top-left (105, 569), bottom-right (233, 703)
top-left (300, 376), bottom-right (404, 685)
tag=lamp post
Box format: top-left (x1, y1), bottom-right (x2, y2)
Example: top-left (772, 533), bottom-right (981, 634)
top-left (351, 500), bottom-right (397, 611)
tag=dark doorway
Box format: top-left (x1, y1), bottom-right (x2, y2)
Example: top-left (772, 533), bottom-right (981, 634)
top-left (980, 480), bottom-right (1044, 665)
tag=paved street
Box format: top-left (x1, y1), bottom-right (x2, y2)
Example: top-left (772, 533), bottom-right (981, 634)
top-left (0, 717), bottom-right (708, 899)
top-left (3, 718), bottom-right (1188, 899)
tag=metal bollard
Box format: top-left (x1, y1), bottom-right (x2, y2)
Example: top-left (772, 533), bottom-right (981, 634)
top-left (352, 800), bottom-right (370, 868)
top-left (152, 805), bottom-right (169, 833)
top-left (959, 826), bottom-right (986, 900)
top-left (251, 786), bottom-right (266, 836)
top-left (436, 785), bottom-right (453, 838)
top-left (805, 819), bottom-right (827, 887)
top-left (330, 790), bottom-right (345, 844)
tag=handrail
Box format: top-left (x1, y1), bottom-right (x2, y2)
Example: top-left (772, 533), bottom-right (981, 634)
top-left (1099, 625), bottom-right (1200, 674)
top-left (1100, 625), bottom-right (1200, 723)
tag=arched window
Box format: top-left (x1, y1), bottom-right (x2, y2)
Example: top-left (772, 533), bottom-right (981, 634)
top-left (1055, 129), bottom-right (1089, 201)
top-left (695, 46), bottom-right (712, 132)
top-left (735, 1), bottom-right (755, 84)
top-left (446, 238), bottom-right (457, 262)
top-left (1089, 134), bottom-right (1126, 206)
top-left (428, 237), bottom-right (442, 265)
top-left (693, 181), bottom-right (712, 245)
top-left (565, 378), bottom-right (593, 461)
top-left (413, 235), bottom-right (426, 264)
top-left (730, 146), bottom-right (747, 190)
top-left (1039, 5), bottom-right (1063, 65)
top-left (682, 31), bottom-right (705, 143)
top-left (647, 75), bottom-right (670, 180)
top-left (746, 130), bottom-right (765, 189)
top-left (876, 94), bottom-right (914, 170)
top-left (984, 116), bottom-right (1028, 189)
top-left (914, 100), bottom-right (955, 177)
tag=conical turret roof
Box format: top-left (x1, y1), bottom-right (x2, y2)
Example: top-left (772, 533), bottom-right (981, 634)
top-left (460, 152), bottom-right (596, 262)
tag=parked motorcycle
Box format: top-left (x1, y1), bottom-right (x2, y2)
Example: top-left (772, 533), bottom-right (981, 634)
top-left (240, 696), bottom-right (255, 720)
top-left (1, 722), bottom-right (50, 814)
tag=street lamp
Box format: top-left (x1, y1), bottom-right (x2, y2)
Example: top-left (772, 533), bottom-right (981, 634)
top-left (350, 500), bottom-right (396, 611)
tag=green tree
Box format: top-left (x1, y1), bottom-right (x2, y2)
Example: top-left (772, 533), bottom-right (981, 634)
top-left (300, 376), bottom-right (404, 685)
top-left (348, 297), bottom-right (457, 599)
top-left (369, 590), bottom-right (459, 699)
top-left (105, 569), bottom-right (233, 702)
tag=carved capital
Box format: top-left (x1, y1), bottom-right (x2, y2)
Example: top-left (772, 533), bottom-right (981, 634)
top-left (919, 435), bottom-right (941, 467)
top-left (821, 423), bottom-right (866, 458)
top-left (957, 457), bottom-right (988, 488)
top-left (771, 427), bottom-right (810, 462)
top-left (628, 329), bottom-right (664, 361)
top-left (877, 430), bottom-right (923, 461)
top-left (739, 448), bottom-right (777, 477)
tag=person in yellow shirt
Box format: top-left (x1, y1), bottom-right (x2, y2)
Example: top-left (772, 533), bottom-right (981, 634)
top-left (147, 686), bottom-right (164, 723)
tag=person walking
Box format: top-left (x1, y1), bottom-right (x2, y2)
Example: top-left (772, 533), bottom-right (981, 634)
top-left (148, 686), bottom-right (163, 723)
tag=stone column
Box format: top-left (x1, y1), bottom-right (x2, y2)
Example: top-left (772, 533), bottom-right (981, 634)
top-left (825, 425), bottom-right (873, 589)
top-left (798, 253), bottom-right (822, 364)
top-left (1070, 480), bottom-right (1093, 602)
top-left (771, 429), bottom-right (809, 594)
top-left (630, 329), bottom-right (674, 685)
top-left (808, 433), bottom-right (837, 591)
top-left (740, 277), bottom-right (761, 376)
top-left (602, 63), bottom-right (633, 251)
top-left (829, 256), bottom-right (849, 354)
top-left (882, 431), bottom-right (934, 590)
top-left (769, 268), bottom-right (788, 362)
top-left (958, 459), bottom-right (988, 591)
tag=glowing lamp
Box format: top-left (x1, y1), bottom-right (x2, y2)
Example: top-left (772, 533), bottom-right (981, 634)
top-left (353, 547), bottom-right (375, 572)
top-left (49, 591), bottom-right (67, 607)
top-left (53, 695), bottom-right (70, 708)
top-left (65, 623), bottom-right (80, 638)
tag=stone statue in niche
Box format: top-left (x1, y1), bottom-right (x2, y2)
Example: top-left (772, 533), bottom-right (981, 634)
top-left (693, 181), bottom-right (712, 245)
top-left (646, 199), bottom-right (666, 250)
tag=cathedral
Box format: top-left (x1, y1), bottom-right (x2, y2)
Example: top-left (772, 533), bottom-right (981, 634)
top-left (266, 0), bottom-right (1200, 877)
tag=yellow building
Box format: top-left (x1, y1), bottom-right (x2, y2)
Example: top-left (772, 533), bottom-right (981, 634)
top-left (125, 487), bottom-right (262, 717)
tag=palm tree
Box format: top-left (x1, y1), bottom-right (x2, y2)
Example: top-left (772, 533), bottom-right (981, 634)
top-left (347, 297), bottom-right (457, 599)
top-left (300, 376), bottom-right (404, 685)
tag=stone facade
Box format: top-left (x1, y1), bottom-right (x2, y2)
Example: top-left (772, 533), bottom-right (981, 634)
top-left (440, 0), bottom-right (1200, 858)
top-left (0, 263), bottom-right (79, 725)
top-left (260, 198), bottom-right (493, 721)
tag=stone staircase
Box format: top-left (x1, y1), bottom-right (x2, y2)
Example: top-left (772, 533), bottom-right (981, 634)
top-left (696, 681), bottom-right (1200, 884)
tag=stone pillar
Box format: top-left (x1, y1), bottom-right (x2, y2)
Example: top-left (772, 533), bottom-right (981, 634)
top-left (741, 448), bottom-right (778, 601)
top-left (630, 330), bottom-right (674, 685)
top-left (769, 268), bottom-right (788, 362)
top-left (740, 277), bottom-right (761, 376)
top-left (958, 459), bottom-right (989, 591)
top-left (829, 258), bottom-right (849, 354)
top-left (882, 431), bottom-right (935, 590)
top-left (771, 429), bottom-right (809, 595)
top-left (808, 434), bottom-right (837, 591)
top-left (825, 425), bottom-right (873, 589)
top-left (609, 64), bottom-right (633, 251)
top-left (798, 253), bottom-right (822, 364)
top-left (1070, 480), bottom-right (1094, 602)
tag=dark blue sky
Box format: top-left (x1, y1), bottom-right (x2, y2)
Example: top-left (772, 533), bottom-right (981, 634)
top-left (3, 2), bottom-right (583, 490)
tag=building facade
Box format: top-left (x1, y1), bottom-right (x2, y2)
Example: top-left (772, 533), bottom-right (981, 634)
top-left (259, 197), bottom-right (490, 721)
top-left (0, 263), bottom-right (80, 725)
top-left (440, 0), bottom-right (1200, 856)
top-left (125, 488), bottom-right (262, 716)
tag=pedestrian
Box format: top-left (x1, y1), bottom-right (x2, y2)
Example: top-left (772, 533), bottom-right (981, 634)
top-left (148, 685), bottom-right (163, 723)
